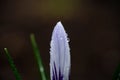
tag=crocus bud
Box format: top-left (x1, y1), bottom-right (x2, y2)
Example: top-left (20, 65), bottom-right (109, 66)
top-left (50, 21), bottom-right (70, 80)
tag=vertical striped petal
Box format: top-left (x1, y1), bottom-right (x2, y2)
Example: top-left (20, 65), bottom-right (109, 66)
top-left (50, 21), bottom-right (70, 80)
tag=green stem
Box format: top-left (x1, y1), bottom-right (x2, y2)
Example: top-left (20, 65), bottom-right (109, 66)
top-left (4, 48), bottom-right (22, 80)
top-left (30, 34), bottom-right (47, 80)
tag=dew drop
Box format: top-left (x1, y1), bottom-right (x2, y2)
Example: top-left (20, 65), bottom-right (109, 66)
top-left (66, 67), bottom-right (69, 70)
top-left (60, 37), bottom-right (63, 40)
top-left (67, 38), bottom-right (70, 42)
top-left (40, 67), bottom-right (44, 72)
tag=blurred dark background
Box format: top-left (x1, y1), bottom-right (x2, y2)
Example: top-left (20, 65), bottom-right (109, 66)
top-left (0, 0), bottom-right (119, 80)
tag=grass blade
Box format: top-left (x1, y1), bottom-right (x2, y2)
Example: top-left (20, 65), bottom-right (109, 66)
top-left (30, 34), bottom-right (47, 80)
top-left (112, 64), bottom-right (120, 80)
top-left (4, 48), bottom-right (22, 80)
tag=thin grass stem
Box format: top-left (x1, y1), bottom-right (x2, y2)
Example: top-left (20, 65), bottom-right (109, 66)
top-left (4, 48), bottom-right (22, 80)
top-left (30, 34), bottom-right (47, 80)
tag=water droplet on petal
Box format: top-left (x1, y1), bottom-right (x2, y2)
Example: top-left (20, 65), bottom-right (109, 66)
top-left (67, 38), bottom-right (70, 42)
top-left (60, 37), bottom-right (63, 40)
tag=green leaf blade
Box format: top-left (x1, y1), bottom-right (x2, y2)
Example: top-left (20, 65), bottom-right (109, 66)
top-left (4, 48), bottom-right (22, 80)
top-left (30, 34), bottom-right (47, 80)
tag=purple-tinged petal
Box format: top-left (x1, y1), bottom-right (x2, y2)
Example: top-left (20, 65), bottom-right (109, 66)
top-left (50, 21), bottom-right (70, 80)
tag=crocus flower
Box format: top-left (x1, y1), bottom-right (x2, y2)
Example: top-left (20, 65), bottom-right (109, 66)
top-left (50, 21), bottom-right (70, 80)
